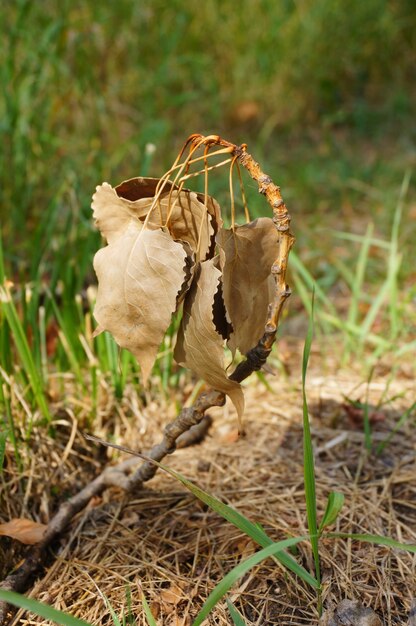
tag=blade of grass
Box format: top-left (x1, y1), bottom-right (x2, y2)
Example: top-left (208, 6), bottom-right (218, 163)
top-left (387, 170), bottom-right (410, 340)
top-left (301, 289), bottom-right (321, 593)
top-left (155, 461), bottom-right (318, 589)
top-left (376, 400), bottom-right (416, 455)
top-left (290, 252), bottom-right (337, 318)
top-left (0, 382), bottom-right (22, 471)
top-left (330, 230), bottom-right (391, 250)
top-left (84, 433), bottom-right (318, 590)
top-left (358, 277), bottom-right (391, 342)
top-left (226, 599), bottom-right (248, 625)
top-left (141, 594), bottom-right (158, 626)
top-left (362, 368), bottom-right (374, 451)
top-left (320, 312), bottom-right (390, 349)
top-left (326, 533), bottom-right (416, 553)
top-left (318, 492), bottom-right (345, 533)
top-left (192, 536), bottom-right (308, 626)
top-left (0, 426), bottom-right (8, 472)
top-left (0, 590), bottom-right (92, 626)
top-left (0, 287), bottom-right (51, 422)
top-left (347, 222), bottom-right (373, 332)
top-left (0, 232), bottom-right (50, 421)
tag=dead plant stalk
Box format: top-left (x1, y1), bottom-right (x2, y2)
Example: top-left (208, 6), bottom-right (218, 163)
top-left (0, 134), bottom-right (294, 625)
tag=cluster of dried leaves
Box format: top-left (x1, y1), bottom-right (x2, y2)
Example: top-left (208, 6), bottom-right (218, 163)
top-left (92, 177), bottom-right (279, 420)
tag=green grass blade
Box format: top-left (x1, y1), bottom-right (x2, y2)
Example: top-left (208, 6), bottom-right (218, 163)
top-left (362, 370), bottom-right (374, 451)
top-left (290, 252), bottom-right (336, 317)
top-left (226, 599), bottom-right (248, 625)
top-left (155, 461), bottom-right (318, 589)
top-left (192, 536), bottom-right (308, 626)
top-left (320, 313), bottom-right (390, 349)
top-left (387, 170), bottom-right (410, 340)
top-left (330, 230), bottom-right (391, 250)
top-left (326, 533), bottom-right (416, 553)
top-left (0, 232), bottom-right (50, 421)
top-left (0, 426), bottom-right (8, 472)
top-left (347, 222), bottom-right (373, 333)
top-left (0, 382), bottom-right (21, 470)
top-left (84, 432), bottom-right (317, 590)
top-left (0, 286), bottom-right (51, 422)
top-left (376, 400), bottom-right (416, 455)
top-left (318, 492), bottom-right (345, 533)
top-left (395, 340), bottom-right (416, 357)
top-left (359, 278), bottom-right (390, 341)
top-left (123, 586), bottom-right (134, 626)
top-left (0, 590), bottom-right (92, 626)
top-left (100, 593), bottom-right (122, 626)
top-left (141, 594), bottom-right (158, 626)
top-left (301, 291), bottom-right (320, 586)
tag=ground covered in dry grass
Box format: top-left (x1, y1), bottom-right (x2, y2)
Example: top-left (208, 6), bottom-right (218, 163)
top-left (1, 345), bottom-right (415, 625)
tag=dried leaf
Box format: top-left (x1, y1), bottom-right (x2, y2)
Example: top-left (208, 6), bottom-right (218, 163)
top-left (217, 218), bottom-right (278, 355)
top-left (115, 176), bottom-right (174, 201)
top-left (160, 583), bottom-right (184, 606)
top-left (115, 176), bottom-right (222, 230)
top-left (116, 177), bottom-right (221, 260)
top-left (212, 280), bottom-right (232, 341)
top-left (92, 183), bottom-right (144, 244)
top-left (168, 617), bottom-right (191, 626)
top-left (0, 518), bottom-right (47, 545)
top-left (343, 402), bottom-right (386, 428)
top-left (174, 259), bottom-right (244, 419)
top-left (176, 241), bottom-right (196, 305)
top-left (93, 227), bottom-right (187, 384)
top-left (320, 599), bottom-right (383, 626)
top-left (147, 191), bottom-right (214, 261)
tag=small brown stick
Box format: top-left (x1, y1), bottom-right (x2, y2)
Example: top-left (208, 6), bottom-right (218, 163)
top-left (0, 136), bottom-right (294, 624)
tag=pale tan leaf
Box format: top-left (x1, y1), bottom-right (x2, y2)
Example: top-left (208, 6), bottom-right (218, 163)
top-left (217, 218), bottom-right (278, 355)
top-left (92, 183), bottom-right (145, 244)
top-left (116, 177), bottom-right (222, 260)
top-left (115, 177), bottom-right (222, 229)
top-left (92, 178), bottom-right (170, 244)
top-left (93, 227), bottom-right (187, 384)
top-left (160, 582), bottom-right (184, 606)
top-left (0, 518), bottom-right (48, 545)
top-left (174, 259), bottom-right (244, 419)
top-left (146, 191), bottom-right (214, 261)
top-left (95, 177), bottom-right (221, 261)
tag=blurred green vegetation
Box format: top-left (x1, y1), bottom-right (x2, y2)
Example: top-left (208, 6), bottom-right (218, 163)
top-left (0, 0), bottom-right (415, 404)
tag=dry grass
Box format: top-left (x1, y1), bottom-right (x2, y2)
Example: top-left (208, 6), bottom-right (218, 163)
top-left (1, 345), bottom-right (415, 625)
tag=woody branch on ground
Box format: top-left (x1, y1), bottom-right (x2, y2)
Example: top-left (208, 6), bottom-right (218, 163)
top-left (0, 134), bottom-right (294, 624)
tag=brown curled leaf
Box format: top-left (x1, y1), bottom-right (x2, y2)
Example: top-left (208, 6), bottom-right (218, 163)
top-left (93, 227), bottom-right (187, 384)
top-left (217, 218), bottom-right (278, 355)
top-left (176, 241), bottom-right (196, 305)
top-left (174, 259), bottom-right (244, 419)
